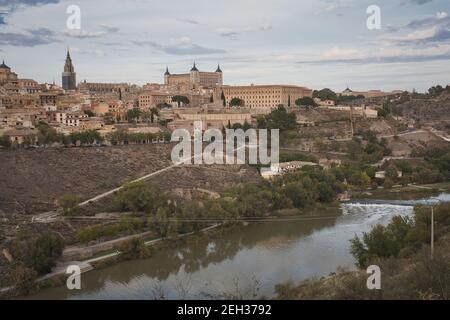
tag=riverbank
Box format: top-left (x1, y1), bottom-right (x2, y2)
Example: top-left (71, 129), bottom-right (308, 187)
top-left (20, 193), bottom-right (433, 300)
top-left (351, 181), bottom-right (450, 201)
top-left (274, 201), bottom-right (450, 300)
top-left (2, 221), bottom-right (250, 299)
top-left (4, 186), bottom-right (447, 299)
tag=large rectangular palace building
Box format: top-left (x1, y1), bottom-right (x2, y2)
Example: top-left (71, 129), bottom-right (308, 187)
top-left (220, 84), bottom-right (312, 111)
top-left (164, 63), bottom-right (223, 88)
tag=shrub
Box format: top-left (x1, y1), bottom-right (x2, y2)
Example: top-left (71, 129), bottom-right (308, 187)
top-left (30, 234), bottom-right (65, 274)
top-left (75, 218), bottom-right (145, 244)
top-left (119, 238), bottom-right (148, 260)
top-left (11, 266), bottom-right (38, 295)
top-left (59, 194), bottom-right (81, 216)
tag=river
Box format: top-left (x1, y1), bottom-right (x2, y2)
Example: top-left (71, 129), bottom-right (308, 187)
top-left (27, 193), bottom-right (450, 300)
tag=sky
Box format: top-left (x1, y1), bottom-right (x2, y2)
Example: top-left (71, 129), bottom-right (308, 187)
top-left (0, 0), bottom-right (449, 92)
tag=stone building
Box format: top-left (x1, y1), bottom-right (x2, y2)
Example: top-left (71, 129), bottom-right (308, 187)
top-left (164, 63), bottom-right (223, 88)
top-left (78, 81), bottom-right (131, 94)
top-left (341, 87), bottom-right (403, 98)
top-left (139, 92), bottom-right (171, 109)
top-left (219, 84), bottom-right (312, 113)
top-left (0, 60), bottom-right (18, 82)
top-left (62, 50), bottom-right (77, 90)
top-left (166, 107), bottom-right (252, 133)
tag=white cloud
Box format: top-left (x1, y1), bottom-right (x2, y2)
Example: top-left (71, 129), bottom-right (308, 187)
top-left (64, 29), bottom-right (107, 38)
top-left (437, 11), bottom-right (448, 19)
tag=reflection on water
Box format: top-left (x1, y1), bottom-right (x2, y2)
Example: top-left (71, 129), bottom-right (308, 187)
top-left (28, 194), bottom-right (448, 300)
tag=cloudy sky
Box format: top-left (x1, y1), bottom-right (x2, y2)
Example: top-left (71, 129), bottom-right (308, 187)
top-left (0, 0), bottom-right (449, 91)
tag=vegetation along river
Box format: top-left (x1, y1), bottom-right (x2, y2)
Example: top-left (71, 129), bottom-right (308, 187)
top-left (27, 193), bottom-right (450, 299)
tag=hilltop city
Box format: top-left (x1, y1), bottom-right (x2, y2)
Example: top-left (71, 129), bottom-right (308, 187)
top-left (1, 49), bottom-right (450, 300)
top-left (0, 50), bottom-right (410, 145)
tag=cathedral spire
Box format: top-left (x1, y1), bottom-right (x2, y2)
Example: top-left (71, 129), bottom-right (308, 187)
top-left (164, 66), bottom-right (170, 75)
top-left (191, 61), bottom-right (198, 72)
top-left (62, 49), bottom-right (76, 90)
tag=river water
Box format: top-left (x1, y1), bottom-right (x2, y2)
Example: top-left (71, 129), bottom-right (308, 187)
top-left (28, 193), bottom-right (450, 300)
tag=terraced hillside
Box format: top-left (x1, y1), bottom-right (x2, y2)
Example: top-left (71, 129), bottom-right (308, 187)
top-left (0, 144), bottom-right (174, 214)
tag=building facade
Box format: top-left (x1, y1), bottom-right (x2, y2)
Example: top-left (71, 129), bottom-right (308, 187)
top-left (220, 84), bottom-right (312, 112)
top-left (341, 87), bottom-right (403, 98)
top-left (62, 50), bottom-right (77, 90)
top-left (139, 92), bottom-right (171, 109)
top-left (164, 63), bottom-right (223, 88)
top-left (0, 61), bottom-right (18, 82)
top-left (78, 81), bottom-right (131, 94)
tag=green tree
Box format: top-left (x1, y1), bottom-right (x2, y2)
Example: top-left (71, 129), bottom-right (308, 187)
top-left (29, 234), bottom-right (65, 274)
top-left (59, 194), bottom-right (81, 216)
top-left (149, 107), bottom-right (159, 123)
top-left (119, 238), bottom-right (148, 260)
top-left (230, 97), bottom-right (245, 107)
top-left (172, 95), bottom-right (190, 107)
top-left (318, 182), bottom-right (334, 202)
top-left (385, 164), bottom-right (399, 180)
top-left (312, 88), bottom-right (337, 102)
top-left (259, 105), bottom-right (296, 131)
top-left (221, 90), bottom-right (226, 107)
top-left (152, 207), bottom-right (175, 238)
top-left (295, 97), bottom-right (317, 107)
top-left (350, 215), bottom-right (415, 268)
top-left (359, 172), bottom-right (371, 188)
top-left (68, 130), bottom-right (103, 145)
top-left (284, 182), bottom-right (307, 208)
top-left (383, 178), bottom-right (394, 189)
top-left (36, 121), bottom-right (63, 145)
top-left (113, 182), bottom-right (168, 213)
top-left (84, 110), bottom-right (95, 117)
top-left (0, 135), bottom-right (11, 147)
top-left (127, 108), bottom-right (141, 123)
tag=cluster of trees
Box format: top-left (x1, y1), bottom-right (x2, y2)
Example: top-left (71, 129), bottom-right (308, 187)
top-left (6, 233), bottom-right (65, 294)
top-left (295, 97), bottom-right (317, 107)
top-left (222, 167), bottom-right (341, 214)
top-left (311, 88), bottom-right (366, 105)
top-left (407, 145), bottom-right (450, 184)
top-left (171, 95), bottom-right (190, 107)
top-left (427, 84), bottom-right (450, 97)
top-left (225, 120), bottom-right (251, 131)
top-left (68, 130), bottom-right (103, 145)
top-left (75, 165), bottom-right (347, 244)
top-left (351, 202), bottom-right (450, 267)
top-left (279, 151), bottom-right (317, 163)
top-left (2, 121), bottom-right (104, 148)
top-left (313, 88), bottom-right (338, 102)
top-left (127, 107), bottom-right (160, 123)
top-left (337, 94), bottom-right (365, 103)
top-left (106, 129), bottom-right (170, 145)
top-left (256, 105), bottom-right (297, 131)
top-left (347, 130), bottom-right (391, 163)
top-left (276, 202), bottom-right (450, 300)
top-left (76, 217), bottom-right (145, 244)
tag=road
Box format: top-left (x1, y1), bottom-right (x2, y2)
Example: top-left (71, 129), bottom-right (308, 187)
top-left (32, 144), bottom-right (248, 223)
